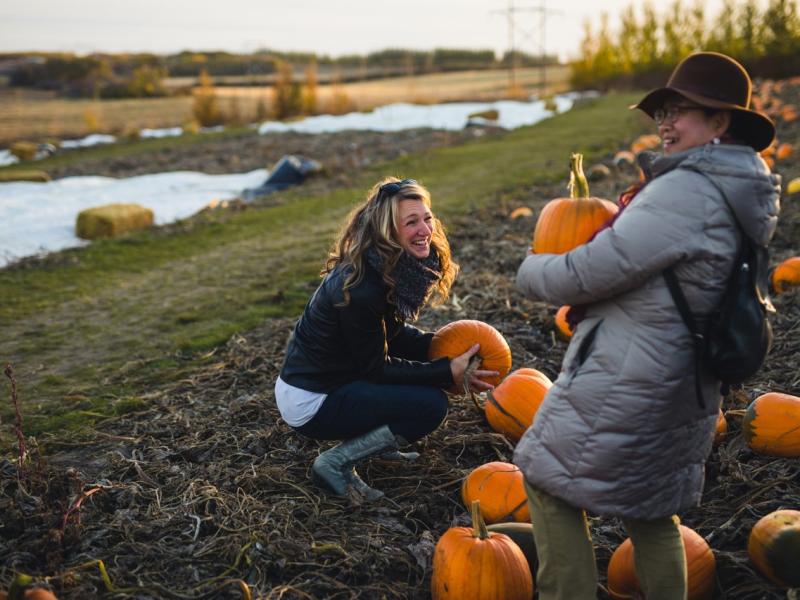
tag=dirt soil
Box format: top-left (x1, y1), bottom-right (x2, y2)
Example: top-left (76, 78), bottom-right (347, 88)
top-left (1, 81), bottom-right (799, 599)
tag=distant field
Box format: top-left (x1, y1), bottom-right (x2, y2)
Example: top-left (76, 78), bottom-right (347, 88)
top-left (0, 66), bottom-right (570, 146)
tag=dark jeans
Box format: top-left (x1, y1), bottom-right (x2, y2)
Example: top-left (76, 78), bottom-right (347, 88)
top-left (296, 380), bottom-right (449, 443)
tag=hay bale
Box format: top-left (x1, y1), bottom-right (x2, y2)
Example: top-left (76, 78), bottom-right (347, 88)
top-left (467, 109), bottom-right (500, 121)
top-left (0, 170), bottom-right (51, 182)
top-left (10, 141), bottom-right (38, 162)
top-left (76, 203), bottom-right (154, 240)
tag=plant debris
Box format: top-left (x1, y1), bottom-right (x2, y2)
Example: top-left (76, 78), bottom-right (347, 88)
top-left (1, 79), bottom-right (799, 599)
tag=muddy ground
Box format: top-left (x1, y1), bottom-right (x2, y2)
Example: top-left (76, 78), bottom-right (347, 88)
top-left (1, 82), bottom-right (799, 599)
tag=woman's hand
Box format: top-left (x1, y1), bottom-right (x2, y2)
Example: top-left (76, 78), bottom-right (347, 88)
top-left (450, 343), bottom-right (500, 392)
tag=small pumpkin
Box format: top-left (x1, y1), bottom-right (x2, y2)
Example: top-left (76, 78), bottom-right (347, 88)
top-left (781, 104), bottom-right (798, 122)
top-left (485, 369), bottom-right (552, 443)
top-left (787, 177), bottom-right (800, 195)
top-left (776, 142), bottom-right (794, 161)
top-left (531, 153), bottom-right (619, 255)
top-left (771, 256), bottom-right (800, 294)
top-left (630, 133), bottom-right (661, 154)
top-left (509, 206), bottom-right (534, 220)
top-left (742, 392), bottom-right (800, 457)
top-left (554, 305), bottom-right (574, 340)
top-left (461, 461), bottom-right (529, 524)
top-left (748, 509), bottom-right (800, 587)
top-left (607, 524), bottom-right (715, 600)
top-left (431, 500), bottom-right (533, 600)
top-left (429, 320), bottom-right (512, 391)
top-left (714, 409), bottom-right (727, 445)
top-left (613, 150), bottom-right (636, 169)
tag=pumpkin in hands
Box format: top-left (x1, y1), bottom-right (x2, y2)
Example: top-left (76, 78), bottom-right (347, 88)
top-left (485, 368), bottom-right (552, 443)
top-left (531, 153), bottom-right (619, 254)
top-left (607, 524), bottom-right (715, 600)
top-left (461, 461), bottom-right (529, 524)
top-left (432, 500), bottom-right (533, 600)
top-left (429, 319), bottom-right (512, 392)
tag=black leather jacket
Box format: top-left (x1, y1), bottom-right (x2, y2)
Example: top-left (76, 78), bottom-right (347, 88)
top-left (280, 262), bottom-right (453, 393)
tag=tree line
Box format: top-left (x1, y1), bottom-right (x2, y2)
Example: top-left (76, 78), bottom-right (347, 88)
top-left (1, 47), bottom-right (556, 99)
top-left (570, 0), bottom-right (800, 90)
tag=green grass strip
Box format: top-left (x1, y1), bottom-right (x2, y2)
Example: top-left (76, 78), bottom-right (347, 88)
top-left (0, 91), bottom-right (648, 438)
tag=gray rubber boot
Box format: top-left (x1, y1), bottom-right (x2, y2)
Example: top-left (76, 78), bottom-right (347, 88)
top-left (312, 425), bottom-right (398, 498)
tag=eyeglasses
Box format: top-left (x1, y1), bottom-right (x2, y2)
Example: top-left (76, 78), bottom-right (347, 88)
top-left (378, 178), bottom-right (417, 198)
top-left (653, 105), bottom-right (704, 125)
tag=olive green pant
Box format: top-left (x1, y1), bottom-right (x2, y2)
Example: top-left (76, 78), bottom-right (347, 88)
top-left (524, 480), bottom-right (687, 600)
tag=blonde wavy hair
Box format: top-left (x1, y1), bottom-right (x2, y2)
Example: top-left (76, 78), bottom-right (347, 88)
top-left (323, 177), bottom-right (458, 309)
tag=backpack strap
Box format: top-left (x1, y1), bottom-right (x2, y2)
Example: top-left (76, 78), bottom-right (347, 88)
top-left (661, 168), bottom-right (739, 411)
top-left (663, 266), bottom-right (707, 410)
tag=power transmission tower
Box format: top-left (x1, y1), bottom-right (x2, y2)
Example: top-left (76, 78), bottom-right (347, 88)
top-left (493, 0), bottom-right (561, 96)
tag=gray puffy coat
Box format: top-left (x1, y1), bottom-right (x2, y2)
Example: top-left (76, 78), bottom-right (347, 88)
top-left (513, 143), bottom-right (781, 519)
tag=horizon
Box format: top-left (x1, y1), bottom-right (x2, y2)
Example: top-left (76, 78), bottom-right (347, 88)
top-left (0, 0), bottom-right (731, 63)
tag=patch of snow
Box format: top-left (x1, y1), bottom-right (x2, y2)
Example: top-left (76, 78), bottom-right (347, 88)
top-left (0, 169), bottom-right (267, 268)
top-left (257, 92), bottom-right (582, 135)
top-left (0, 150), bottom-right (19, 167)
top-left (140, 127), bottom-right (183, 139)
top-left (60, 134), bottom-right (118, 149)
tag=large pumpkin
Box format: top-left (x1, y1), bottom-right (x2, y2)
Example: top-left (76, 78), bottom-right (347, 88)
top-left (748, 509), bottom-right (800, 587)
top-left (485, 369), bottom-right (553, 443)
top-left (461, 462), bottom-right (529, 524)
top-left (771, 256), bottom-right (800, 294)
top-left (742, 392), bottom-right (800, 457)
top-left (432, 500), bottom-right (533, 600)
top-left (429, 320), bottom-right (512, 391)
top-left (607, 524), bottom-right (715, 600)
top-left (532, 153), bottom-right (619, 254)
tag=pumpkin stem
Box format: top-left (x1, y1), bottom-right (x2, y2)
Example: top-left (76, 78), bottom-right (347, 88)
top-left (463, 354), bottom-right (483, 413)
top-left (568, 153), bottom-right (590, 199)
top-left (470, 500), bottom-right (490, 539)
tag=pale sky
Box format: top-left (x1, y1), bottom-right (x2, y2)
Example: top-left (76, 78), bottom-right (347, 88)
top-left (0, 0), bottom-right (728, 61)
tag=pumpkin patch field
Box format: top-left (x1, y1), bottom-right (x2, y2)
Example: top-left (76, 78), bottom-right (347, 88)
top-left (1, 80), bottom-right (799, 598)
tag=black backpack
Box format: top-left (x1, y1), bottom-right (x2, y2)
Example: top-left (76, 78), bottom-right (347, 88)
top-left (662, 175), bottom-right (774, 409)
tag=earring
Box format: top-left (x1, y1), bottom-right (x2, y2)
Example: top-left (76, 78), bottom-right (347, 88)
top-left (712, 137), bottom-right (721, 145)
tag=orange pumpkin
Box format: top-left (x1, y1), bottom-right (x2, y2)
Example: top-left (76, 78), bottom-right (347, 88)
top-left (630, 133), bottom-right (661, 154)
top-left (748, 509), bottom-right (800, 588)
top-left (485, 369), bottom-right (553, 443)
top-left (781, 104), bottom-right (797, 122)
top-left (742, 392), bottom-right (800, 457)
top-left (461, 462), bottom-right (529, 524)
top-left (24, 591), bottom-right (58, 600)
top-left (771, 256), bottom-right (800, 294)
top-left (714, 409), bottom-right (727, 445)
top-left (531, 153), bottom-right (619, 255)
top-left (613, 150), bottom-right (636, 169)
top-left (432, 500), bottom-right (533, 600)
top-left (554, 305), bottom-right (574, 340)
top-left (509, 206), bottom-right (534, 220)
top-left (607, 524), bottom-right (715, 600)
top-left (429, 320), bottom-right (512, 391)
top-left (776, 142), bottom-right (794, 161)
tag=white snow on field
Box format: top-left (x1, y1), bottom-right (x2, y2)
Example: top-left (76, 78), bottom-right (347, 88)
top-left (0, 92), bottom-right (586, 267)
top-left (258, 93), bottom-right (580, 134)
top-left (0, 169), bottom-right (267, 267)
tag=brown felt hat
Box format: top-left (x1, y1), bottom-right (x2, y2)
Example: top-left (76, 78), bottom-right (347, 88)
top-left (633, 51), bottom-right (775, 151)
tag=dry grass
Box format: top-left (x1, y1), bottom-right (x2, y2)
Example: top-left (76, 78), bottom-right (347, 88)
top-left (0, 66), bottom-right (570, 146)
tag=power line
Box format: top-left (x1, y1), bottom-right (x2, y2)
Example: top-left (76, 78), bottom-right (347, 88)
top-left (492, 0), bottom-right (561, 95)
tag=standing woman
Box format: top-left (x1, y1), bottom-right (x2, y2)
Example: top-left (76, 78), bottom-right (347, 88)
top-left (276, 177), bottom-right (497, 500)
top-left (514, 52), bottom-right (781, 598)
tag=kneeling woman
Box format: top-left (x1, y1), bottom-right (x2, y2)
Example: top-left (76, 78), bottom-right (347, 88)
top-left (275, 178), bottom-right (496, 499)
